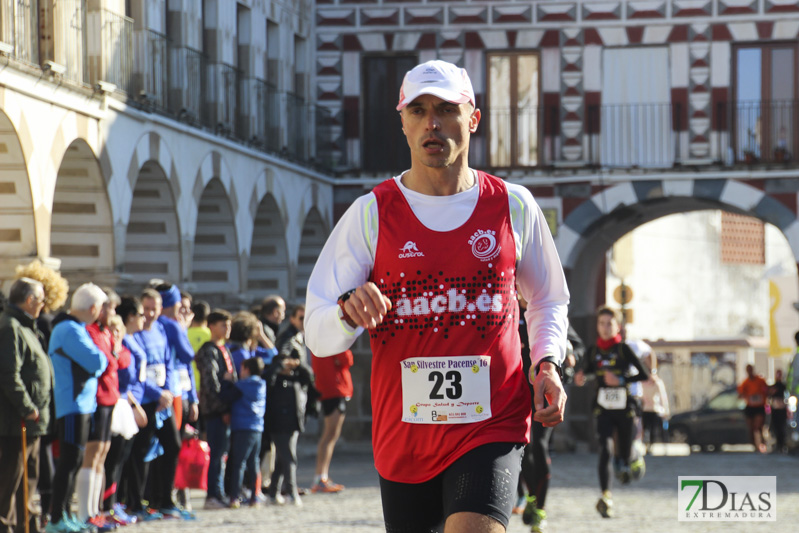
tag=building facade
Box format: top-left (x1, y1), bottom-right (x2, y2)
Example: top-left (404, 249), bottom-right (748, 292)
top-left (317, 0), bottom-right (799, 175)
top-left (0, 0), bottom-right (333, 306)
top-left (314, 0), bottom-right (799, 436)
top-left (315, 0), bottom-right (799, 335)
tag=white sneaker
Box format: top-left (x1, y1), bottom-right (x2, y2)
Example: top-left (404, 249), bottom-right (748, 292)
top-left (268, 494), bottom-right (285, 506)
top-left (286, 494), bottom-right (303, 507)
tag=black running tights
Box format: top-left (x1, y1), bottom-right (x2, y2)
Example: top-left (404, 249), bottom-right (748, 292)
top-left (596, 410), bottom-right (634, 492)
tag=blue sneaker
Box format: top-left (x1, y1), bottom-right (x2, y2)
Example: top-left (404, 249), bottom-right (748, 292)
top-left (44, 514), bottom-right (80, 533)
top-left (158, 506), bottom-right (182, 519)
top-left (158, 506), bottom-right (196, 520)
top-left (110, 503), bottom-right (136, 525)
top-left (134, 509), bottom-right (163, 522)
top-left (65, 514), bottom-right (97, 533)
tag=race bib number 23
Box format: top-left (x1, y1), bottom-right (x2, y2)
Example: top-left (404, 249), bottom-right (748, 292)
top-left (401, 356), bottom-right (491, 424)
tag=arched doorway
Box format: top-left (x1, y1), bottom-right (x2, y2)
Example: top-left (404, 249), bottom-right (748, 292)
top-left (248, 193), bottom-right (290, 301)
top-left (122, 160), bottom-right (181, 292)
top-left (295, 207), bottom-right (327, 301)
top-left (50, 139), bottom-right (115, 287)
top-left (559, 184), bottom-right (799, 445)
top-left (192, 177), bottom-right (240, 305)
top-left (559, 181), bottom-right (799, 342)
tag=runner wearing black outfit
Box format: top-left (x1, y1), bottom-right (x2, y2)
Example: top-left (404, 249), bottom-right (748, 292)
top-left (769, 369), bottom-right (788, 453)
top-left (574, 307), bottom-right (648, 518)
top-left (516, 294), bottom-right (584, 532)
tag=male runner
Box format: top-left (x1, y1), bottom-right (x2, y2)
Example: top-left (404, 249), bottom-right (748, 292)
top-left (306, 59), bottom-right (570, 533)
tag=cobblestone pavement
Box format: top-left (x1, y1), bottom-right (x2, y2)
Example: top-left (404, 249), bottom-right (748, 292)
top-left (131, 443), bottom-right (799, 533)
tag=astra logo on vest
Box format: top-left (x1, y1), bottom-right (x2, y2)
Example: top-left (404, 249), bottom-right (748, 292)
top-left (398, 241), bottom-right (425, 259)
top-left (468, 230), bottom-right (501, 261)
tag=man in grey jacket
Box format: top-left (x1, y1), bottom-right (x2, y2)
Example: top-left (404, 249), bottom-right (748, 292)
top-left (0, 278), bottom-right (53, 533)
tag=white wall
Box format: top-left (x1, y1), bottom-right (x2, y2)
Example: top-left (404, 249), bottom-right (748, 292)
top-left (607, 211), bottom-right (798, 342)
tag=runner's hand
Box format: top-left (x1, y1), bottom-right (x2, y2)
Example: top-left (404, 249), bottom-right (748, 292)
top-left (341, 282), bottom-right (392, 329)
top-left (189, 402), bottom-right (199, 423)
top-left (158, 390), bottom-right (173, 411)
top-left (533, 362), bottom-right (567, 427)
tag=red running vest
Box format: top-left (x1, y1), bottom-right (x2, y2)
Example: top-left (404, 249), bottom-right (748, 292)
top-left (87, 322), bottom-right (120, 407)
top-left (369, 172), bottom-right (531, 483)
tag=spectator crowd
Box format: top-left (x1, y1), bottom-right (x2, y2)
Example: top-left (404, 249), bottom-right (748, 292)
top-left (0, 261), bottom-right (353, 533)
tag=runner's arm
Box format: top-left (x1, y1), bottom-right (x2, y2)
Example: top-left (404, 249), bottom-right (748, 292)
top-left (622, 343), bottom-right (650, 382)
top-left (508, 185), bottom-right (570, 370)
top-left (305, 194), bottom-right (377, 356)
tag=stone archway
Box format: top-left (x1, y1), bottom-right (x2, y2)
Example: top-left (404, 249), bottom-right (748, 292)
top-left (122, 160), bottom-right (181, 291)
top-left (50, 139), bottom-right (115, 287)
top-left (0, 109), bottom-right (36, 276)
top-left (295, 207), bottom-right (327, 302)
top-left (557, 179), bottom-right (799, 340)
top-left (192, 177), bottom-right (240, 305)
top-left (248, 193), bottom-right (290, 301)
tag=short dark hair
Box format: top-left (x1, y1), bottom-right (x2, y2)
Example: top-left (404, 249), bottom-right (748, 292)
top-left (241, 356), bottom-right (265, 377)
top-left (154, 282), bottom-right (173, 293)
top-left (596, 306), bottom-right (619, 322)
top-left (117, 296), bottom-right (142, 324)
top-left (8, 278), bottom-right (43, 306)
top-left (261, 295), bottom-right (284, 316)
top-left (192, 300), bottom-right (211, 322)
top-left (230, 311), bottom-right (259, 343)
top-left (207, 309), bottom-right (232, 326)
top-left (290, 304), bottom-right (305, 318)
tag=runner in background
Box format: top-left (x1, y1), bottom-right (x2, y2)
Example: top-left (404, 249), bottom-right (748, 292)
top-left (575, 307), bottom-right (648, 519)
top-left (737, 364), bottom-right (769, 453)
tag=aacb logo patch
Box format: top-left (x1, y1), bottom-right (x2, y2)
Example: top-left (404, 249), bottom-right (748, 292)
top-left (678, 476), bottom-right (776, 521)
top-left (468, 230), bottom-right (501, 261)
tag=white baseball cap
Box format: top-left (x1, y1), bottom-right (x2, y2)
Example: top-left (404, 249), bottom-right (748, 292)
top-left (396, 60), bottom-right (476, 111)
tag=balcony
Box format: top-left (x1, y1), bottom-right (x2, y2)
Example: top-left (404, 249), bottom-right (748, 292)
top-left (0, 0), bottom-right (38, 64)
top-left (96, 9), bottom-right (132, 92)
top-left (129, 43), bottom-right (328, 169)
top-left (0, 5), bottom-right (329, 170)
top-left (168, 45), bottom-right (206, 126)
top-left (133, 29), bottom-right (168, 108)
top-left (331, 101), bottom-right (799, 175)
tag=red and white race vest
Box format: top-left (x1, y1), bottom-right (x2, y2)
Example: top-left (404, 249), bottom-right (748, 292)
top-left (369, 171), bottom-right (531, 483)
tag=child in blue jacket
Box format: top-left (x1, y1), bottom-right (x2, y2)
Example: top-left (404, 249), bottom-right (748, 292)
top-left (222, 356), bottom-right (266, 507)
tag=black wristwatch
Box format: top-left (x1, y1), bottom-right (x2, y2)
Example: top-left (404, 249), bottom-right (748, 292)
top-left (535, 356), bottom-right (563, 379)
top-left (337, 289), bottom-right (357, 324)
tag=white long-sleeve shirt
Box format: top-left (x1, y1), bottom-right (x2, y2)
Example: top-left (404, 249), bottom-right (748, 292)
top-left (305, 172), bottom-right (570, 371)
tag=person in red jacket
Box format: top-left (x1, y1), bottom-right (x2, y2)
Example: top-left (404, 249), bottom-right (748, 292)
top-left (310, 349), bottom-right (354, 493)
top-left (738, 364), bottom-right (769, 453)
top-left (81, 288), bottom-right (121, 531)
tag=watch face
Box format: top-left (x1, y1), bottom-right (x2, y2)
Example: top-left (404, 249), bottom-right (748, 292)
top-left (339, 289), bottom-right (357, 303)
